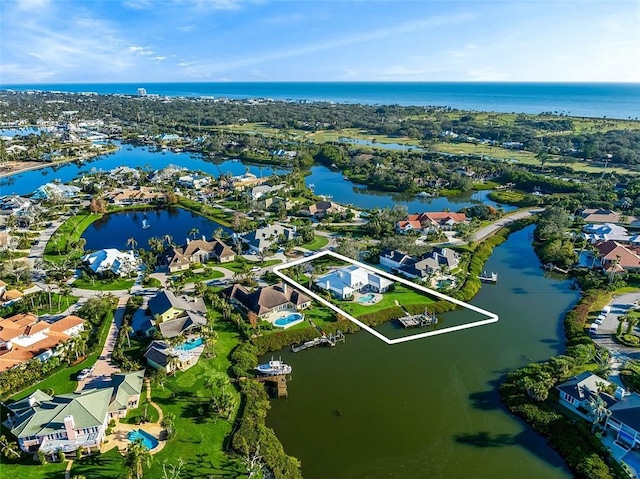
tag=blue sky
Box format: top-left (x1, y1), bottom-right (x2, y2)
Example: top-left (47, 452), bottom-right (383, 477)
top-left (1, 0), bottom-right (638, 84)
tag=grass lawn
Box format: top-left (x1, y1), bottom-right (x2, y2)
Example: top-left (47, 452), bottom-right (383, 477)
top-left (173, 267), bottom-right (224, 283)
top-left (72, 276), bottom-right (136, 291)
top-left (301, 234), bottom-right (329, 251)
top-left (223, 258), bottom-right (282, 273)
top-left (337, 284), bottom-right (435, 318)
top-left (119, 388), bottom-right (161, 424)
top-left (35, 293), bottom-right (80, 315)
top-left (44, 213), bottom-right (102, 257)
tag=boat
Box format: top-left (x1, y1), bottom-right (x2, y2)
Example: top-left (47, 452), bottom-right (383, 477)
top-left (416, 191), bottom-right (432, 198)
top-left (255, 359), bottom-right (292, 376)
top-left (142, 218), bottom-right (151, 229)
top-left (478, 271), bottom-right (498, 283)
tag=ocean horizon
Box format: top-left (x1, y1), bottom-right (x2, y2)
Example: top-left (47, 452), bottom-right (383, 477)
top-left (2, 81), bottom-right (639, 119)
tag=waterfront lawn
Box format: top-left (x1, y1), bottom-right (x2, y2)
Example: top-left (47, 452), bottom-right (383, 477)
top-left (300, 234), bottom-right (329, 251)
top-left (72, 275), bottom-right (136, 291)
top-left (0, 446), bottom-right (68, 479)
top-left (178, 197), bottom-right (233, 227)
top-left (44, 213), bottom-right (102, 258)
top-left (339, 284), bottom-right (435, 318)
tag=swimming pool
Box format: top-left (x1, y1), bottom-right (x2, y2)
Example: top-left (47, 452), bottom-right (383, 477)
top-left (274, 313), bottom-right (304, 328)
top-left (356, 293), bottom-right (375, 303)
top-left (177, 337), bottom-right (203, 351)
top-left (127, 429), bottom-right (159, 450)
top-left (623, 451), bottom-right (640, 477)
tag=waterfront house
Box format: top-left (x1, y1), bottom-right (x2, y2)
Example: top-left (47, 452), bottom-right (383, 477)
top-left (396, 212), bottom-right (467, 233)
top-left (144, 339), bottom-right (202, 373)
top-left (31, 183), bottom-right (81, 202)
top-left (177, 174), bottom-right (211, 190)
top-left (4, 371), bottom-right (144, 456)
top-left (104, 186), bottom-right (166, 206)
top-left (379, 249), bottom-right (414, 270)
top-left (230, 172), bottom-right (267, 191)
top-left (593, 241), bottom-right (640, 273)
top-left (147, 290), bottom-right (207, 338)
top-left (380, 248), bottom-right (460, 280)
top-left (162, 237), bottom-right (234, 272)
top-left (579, 208), bottom-right (638, 225)
top-left (239, 223), bottom-right (297, 253)
top-left (300, 200), bottom-right (345, 219)
top-left (223, 282), bottom-right (311, 319)
top-left (557, 372), bottom-right (640, 449)
top-left (582, 223), bottom-right (630, 243)
top-left (250, 183), bottom-right (285, 201)
top-left (315, 265), bottom-right (393, 300)
top-left (81, 248), bottom-right (139, 277)
top-left (0, 314), bottom-right (85, 373)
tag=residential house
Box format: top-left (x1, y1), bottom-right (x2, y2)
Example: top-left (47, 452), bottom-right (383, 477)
top-left (162, 237), bottom-right (234, 272)
top-left (250, 183), bottom-right (285, 201)
top-left (5, 371), bottom-right (144, 455)
top-left (239, 223), bottom-right (297, 253)
top-left (396, 212), bottom-right (467, 233)
top-left (0, 195), bottom-right (32, 215)
top-left (81, 249), bottom-right (139, 277)
top-left (583, 223), bottom-right (630, 243)
top-left (579, 208), bottom-right (638, 225)
top-left (301, 200), bottom-right (345, 219)
top-left (31, 183), bottom-right (81, 201)
top-left (177, 174), bottom-right (211, 190)
top-left (557, 372), bottom-right (640, 449)
top-left (315, 265), bottom-right (393, 300)
top-left (0, 314), bottom-right (85, 373)
top-left (104, 186), bottom-right (166, 206)
top-left (147, 290), bottom-right (207, 338)
top-left (109, 166), bottom-right (140, 180)
top-left (593, 241), bottom-right (640, 273)
top-left (230, 172), bottom-right (267, 191)
top-left (144, 339), bottom-right (203, 373)
top-left (379, 248), bottom-right (460, 280)
top-left (108, 371), bottom-right (145, 419)
top-left (0, 286), bottom-right (23, 306)
top-left (149, 164), bottom-right (186, 183)
top-left (223, 282), bottom-right (311, 319)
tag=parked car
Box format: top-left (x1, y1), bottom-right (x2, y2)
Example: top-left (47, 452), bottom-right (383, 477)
top-left (250, 266), bottom-right (261, 272)
top-left (589, 324), bottom-right (599, 334)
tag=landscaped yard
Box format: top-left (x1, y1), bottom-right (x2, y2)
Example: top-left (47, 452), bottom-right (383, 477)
top-left (337, 284), bottom-right (435, 318)
top-left (72, 275), bottom-right (136, 291)
top-left (300, 234), bottom-right (329, 251)
top-left (44, 213), bottom-right (102, 259)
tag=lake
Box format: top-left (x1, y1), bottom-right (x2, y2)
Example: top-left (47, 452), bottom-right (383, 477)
top-left (265, 226), bottom-right (577, 478)
top-left (81, 207), bottom-right (231, 251)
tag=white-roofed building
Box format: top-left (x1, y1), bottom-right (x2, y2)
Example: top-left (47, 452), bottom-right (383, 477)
top-left (315, 265), bottom-right (393, 300)
top-left (582, 223), bottom-right (630, 243)
top-left (81, 249), bottom-right (139, 277)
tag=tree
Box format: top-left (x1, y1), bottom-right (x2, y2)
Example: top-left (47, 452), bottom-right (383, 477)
top-left (123, 438), bottom-right (152, 479)
top-left (586, 394), bottom-right (612, 433)
top-left (161, 413), bottom-right (176, 439)
top-left (127, 237), bottom-right (138, 251)
top-left (627, 317), bottom-right (639, 335)
top-left (189, 227), bottom-right (200, 239)
top-left (0, 435), bottom-right (20, 459)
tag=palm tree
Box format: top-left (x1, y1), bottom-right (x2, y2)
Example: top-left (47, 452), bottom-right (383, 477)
top-left (0, 435), bottom-right (20, 459)
top-left (627, 317), bottom-right (639, 335)
top-left (194, 281), bottom-right (207, 298)
top-left (586, 394), bottom-right (612, 433)
top-left (127, 237), bottom-right (138, 251)
top-left (123, 438), bottom-right (152, 479)
top-left (189, 227), bottom-right (200, 239)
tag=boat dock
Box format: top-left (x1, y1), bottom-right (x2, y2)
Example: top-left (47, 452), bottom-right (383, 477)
top-left (397, 311), bottom-right (438, 329)
top-left (292, 330), bottom-right (345, 352)
top-left (253, 374), bottom-right (289, 398)
top-left (543, 263), bottom-right (569, 274)
top-left (478, 271), bottom-right (498, 283)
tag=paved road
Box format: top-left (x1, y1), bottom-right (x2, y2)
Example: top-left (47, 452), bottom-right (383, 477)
top-left (592, 292), bottom-right (640, 360)
top-left (470, 208), bottom-right (545, 243)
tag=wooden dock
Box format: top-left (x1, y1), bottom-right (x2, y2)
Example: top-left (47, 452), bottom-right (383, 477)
top-left (253, 374), bottom-right (289, 398)
top-left (291, 330), bottom-right (345, 352)
top-left (397, 312), bottom-right (438, 329)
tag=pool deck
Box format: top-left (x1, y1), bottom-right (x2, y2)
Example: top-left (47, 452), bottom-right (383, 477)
top-left (103, 379), bottom-right (167, 456)
top-left (353, 292), bottom-right (382, 306)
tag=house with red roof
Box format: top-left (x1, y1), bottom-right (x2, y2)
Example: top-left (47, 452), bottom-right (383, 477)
top-left (396, 212), bottom-right (467, 233)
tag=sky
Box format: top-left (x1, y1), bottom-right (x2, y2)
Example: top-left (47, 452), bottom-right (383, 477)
top-left (1, 0), bottom-right (639, 84)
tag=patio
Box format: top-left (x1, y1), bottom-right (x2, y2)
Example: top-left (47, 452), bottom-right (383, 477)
top-left (352, 292), bottom-right (382, 306)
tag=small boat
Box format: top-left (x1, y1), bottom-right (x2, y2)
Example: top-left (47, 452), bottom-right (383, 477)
top-left (142, 218), bottom-right (151, 229)
top-left (255, 359), bottom-right (292, 376)
top-left (416, 191), bottom-right (432, 198)
top-left (478, 271), bottom-right (498, 283)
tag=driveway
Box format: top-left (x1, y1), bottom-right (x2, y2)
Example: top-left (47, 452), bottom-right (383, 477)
top-left (470, 208), bottom-right (544, 243)
top-left (592, 292), bottom-right (640, 360)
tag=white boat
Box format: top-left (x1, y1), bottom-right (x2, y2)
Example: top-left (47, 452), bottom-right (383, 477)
top-left (255, 359), bottom-right (292, 376)
top-left (416, 191), bottom-right (431, 198)
top-left (478, 271), bottom-right (498, 283)
top-left (142, 218), bottom-right (151, 229)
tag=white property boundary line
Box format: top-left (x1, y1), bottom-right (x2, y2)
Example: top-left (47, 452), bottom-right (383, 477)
top-left (272, 250), bottom-right (498, 345)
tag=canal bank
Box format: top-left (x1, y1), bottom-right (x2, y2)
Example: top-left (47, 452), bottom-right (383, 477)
top-left (265, 225), bottom-right (578, 479)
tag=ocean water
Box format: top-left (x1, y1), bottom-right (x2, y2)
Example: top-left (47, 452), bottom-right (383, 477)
top-left (2, 82), bottom-right (638, 119)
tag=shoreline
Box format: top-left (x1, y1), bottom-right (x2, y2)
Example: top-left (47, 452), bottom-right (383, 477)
top-left (0, 147), bottom-right (117, 180)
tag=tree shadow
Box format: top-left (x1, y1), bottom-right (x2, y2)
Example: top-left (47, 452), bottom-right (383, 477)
top-left (454, 431), bottom-right (518, 448)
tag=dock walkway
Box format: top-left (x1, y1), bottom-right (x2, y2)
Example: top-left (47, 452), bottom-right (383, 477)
top-left (397, 312), bottom-right (438, 329)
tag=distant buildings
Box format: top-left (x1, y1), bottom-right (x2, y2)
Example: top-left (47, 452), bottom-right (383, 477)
top-left (31, 183), bottom-right (81, 201)
top-left (161, 237), bottom-right (234, 272)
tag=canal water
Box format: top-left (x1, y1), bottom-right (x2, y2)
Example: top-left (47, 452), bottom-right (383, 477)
top-left (81, 207), bottom-right (232, 251)
top-left (265, 226), bottom-right (577, 479)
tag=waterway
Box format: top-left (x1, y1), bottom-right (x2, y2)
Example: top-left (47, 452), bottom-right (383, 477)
top-left (0, 144), bottom-right (514, 213)
top-left (265, 226), bottom-right (578, 479)
top-left (81, 207), bottom-right (231, 252)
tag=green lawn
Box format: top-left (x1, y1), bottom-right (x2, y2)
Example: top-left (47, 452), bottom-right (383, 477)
top-left (35, 293), bottom-right (80, 315)
top-left (120, 389), bottom-right (161, 425)
top-left (301, 234), bottom-right (329, 251)
top-left (223, 258), bottom-right (282, 273)
top-left (72, 276), bottom-right (136, 291)
top-left (44, 213), bottom-right (102, 258)
top-left (173, 267), bottom-right (224, 283)
top-left (337, 284), bottom-right (435, 318)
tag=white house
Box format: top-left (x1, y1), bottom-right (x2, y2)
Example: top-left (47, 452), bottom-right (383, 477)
top-left (81, 249), bottom-right (139, 277)
top-left (582, 223), bottom-right (630, 243)
top-left (315, 265), bottom-right (393, 300)
top-left (239, 224), bottom-right (296, 253)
